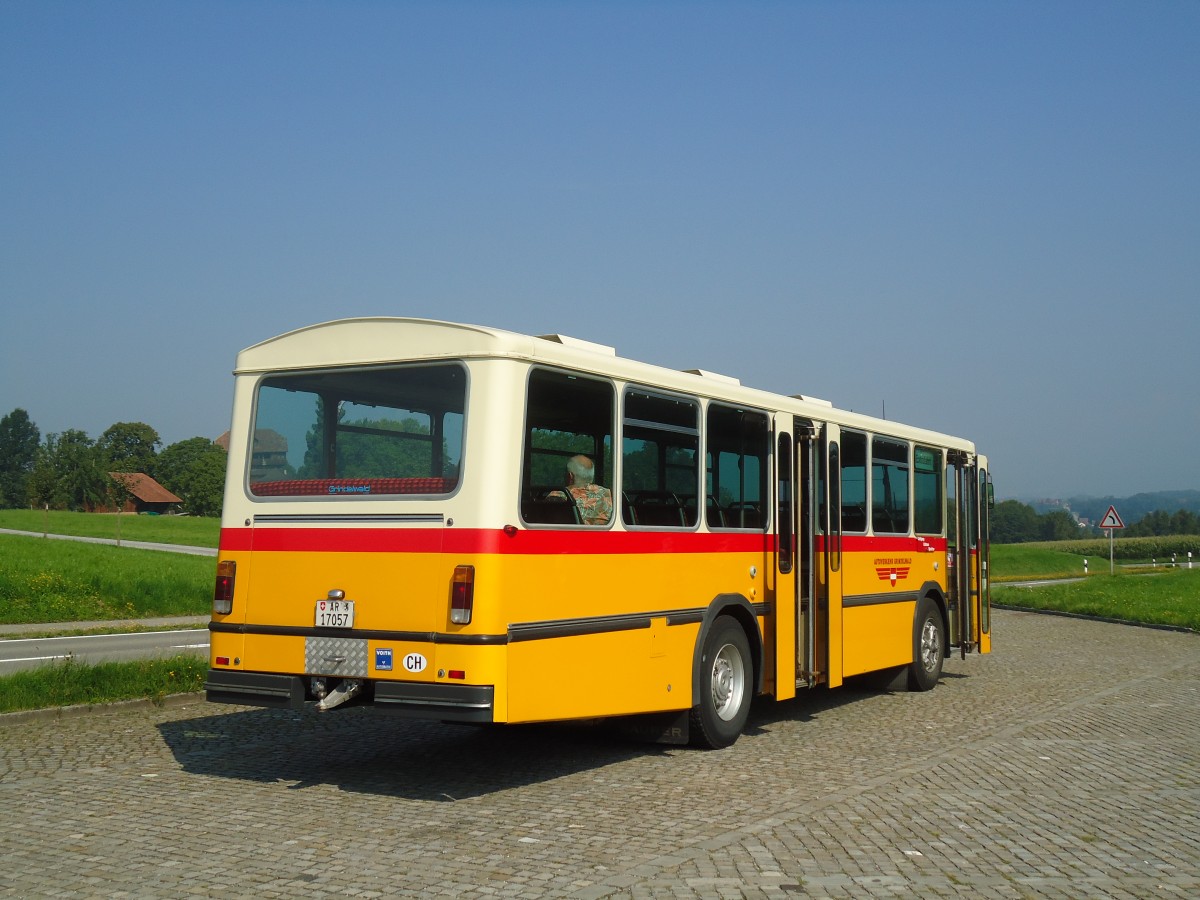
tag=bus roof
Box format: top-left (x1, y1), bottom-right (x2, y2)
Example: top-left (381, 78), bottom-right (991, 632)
top-left (236, 316), bottom-right (976, 452)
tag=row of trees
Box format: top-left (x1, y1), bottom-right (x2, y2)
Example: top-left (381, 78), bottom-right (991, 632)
top-left (991, 499), bottom-right (1200, 544)
top-left (0, 409), bottom-right (227, 517)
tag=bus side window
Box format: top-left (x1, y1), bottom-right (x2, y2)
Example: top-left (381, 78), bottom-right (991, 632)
top-left (622, 389), bottom-right (700, 528)
top-left (871, 437), bottom-right (910, 534)
top-left (914, 446), bottom-right (943, 535)
top-left (520, 369), bottom-right (614, 526)
top-left (840, 431), bottom-right (867, 533)
top-left (706, 405), bottom-right (768, 530)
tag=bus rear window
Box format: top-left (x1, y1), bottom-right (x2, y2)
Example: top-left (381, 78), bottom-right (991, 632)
top-left (247, 363), bottom-right (465, 497)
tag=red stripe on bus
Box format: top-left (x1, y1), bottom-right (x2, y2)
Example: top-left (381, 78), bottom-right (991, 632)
top-left (219, 527), bottom-right (774, 556)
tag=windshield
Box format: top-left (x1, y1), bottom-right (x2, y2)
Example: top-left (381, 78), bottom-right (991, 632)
top-left (247, 363), bottom-right (466, 498)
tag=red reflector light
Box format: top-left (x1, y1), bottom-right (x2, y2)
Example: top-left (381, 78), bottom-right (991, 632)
top-left (450, 565), bottom-right (474, 624)
top-left (215, 656), bottom-right (230, 666)
top-left (448, 670), bottom-right (465, 680)
top-left (213, 560), bottom-right (236, 615)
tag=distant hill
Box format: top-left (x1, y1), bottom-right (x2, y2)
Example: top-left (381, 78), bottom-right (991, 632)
top-left (1028, 490), bottom-right (1200, 525)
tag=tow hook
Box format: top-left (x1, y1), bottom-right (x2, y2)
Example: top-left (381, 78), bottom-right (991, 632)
top-left (316, 678), bottom-right (363, 711)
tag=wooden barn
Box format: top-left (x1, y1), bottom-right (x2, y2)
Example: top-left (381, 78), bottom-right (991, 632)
top-left (98, 472), bottom-right (182, 515)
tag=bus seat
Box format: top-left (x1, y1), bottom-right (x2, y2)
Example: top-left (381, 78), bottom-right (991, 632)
top-left (725, 502), bottom-right (762, 529)
top-left (522, 490), bottom-right (581, 525)
top-left (631, 491), bottom-right (686, 527)
top-left (705, 496), bottom-right (728, 528)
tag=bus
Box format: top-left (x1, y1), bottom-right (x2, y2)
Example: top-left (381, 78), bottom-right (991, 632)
top-left (206, 317), bottom-right (992, 748)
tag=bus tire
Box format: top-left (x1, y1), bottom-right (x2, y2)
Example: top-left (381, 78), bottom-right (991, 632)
top-left (907, 596), bottom-right (945, 692)
top-left (689, 617), bottom-right (752, 749)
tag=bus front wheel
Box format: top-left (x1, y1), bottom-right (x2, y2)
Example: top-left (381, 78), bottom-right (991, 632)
top-left (907, 596), bottom-right (945, 692)
top-left (689, 617), bottom-right (751, 749)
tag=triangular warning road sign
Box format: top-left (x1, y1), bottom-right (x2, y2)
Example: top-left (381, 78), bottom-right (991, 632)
top-left (1098, 505), bottom-right (1125, 529)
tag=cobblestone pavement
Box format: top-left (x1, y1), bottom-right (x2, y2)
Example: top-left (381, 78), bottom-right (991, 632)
top-left (1, 609), bottom-right (1197, 899)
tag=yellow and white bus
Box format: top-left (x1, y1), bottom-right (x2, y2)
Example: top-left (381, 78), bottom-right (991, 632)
top-left (206, 318), bottom-right (992, 748)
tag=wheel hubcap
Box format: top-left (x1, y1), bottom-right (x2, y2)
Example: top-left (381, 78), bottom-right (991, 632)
top-left (920, 618), bottom-right (940, 672)
top-left (711, 643), bottom-right (745, 721)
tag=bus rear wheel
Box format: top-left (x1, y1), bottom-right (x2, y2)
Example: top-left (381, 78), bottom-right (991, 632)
top-left (907, 596), bottom-right (945, 692)
top-left (689, 617), bottom-right (751, 749)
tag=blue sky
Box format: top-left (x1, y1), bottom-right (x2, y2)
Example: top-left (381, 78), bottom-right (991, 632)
top-left (2, 1), bottom-right (1196, 501)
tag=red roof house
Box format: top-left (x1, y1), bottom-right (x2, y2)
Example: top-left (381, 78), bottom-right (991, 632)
top-left (99, 472), bottom-right (183, 515)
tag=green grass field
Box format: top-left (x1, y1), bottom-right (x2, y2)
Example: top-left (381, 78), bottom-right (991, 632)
top-left (0, 533), bottom-right (213, 624)
top-left (990, 542), bottom-right (1200, 630)
top-left (993, 567), bottom-right (1199, 631)
top-left (990, 544), bottom-right (1089, 581)
top-left (0, 508), bottom-right (219, 547)
top-left (0, 656), bottom-right (208, 714)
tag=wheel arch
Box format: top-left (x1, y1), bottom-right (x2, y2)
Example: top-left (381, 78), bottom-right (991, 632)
top-left (918, 580), bottom-right (950, 658)
top-left (690, 593), bottom-right (764, 704)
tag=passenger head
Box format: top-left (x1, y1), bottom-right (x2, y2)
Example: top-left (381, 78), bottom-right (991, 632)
top-left (566, 455), bottom-right (596, 486)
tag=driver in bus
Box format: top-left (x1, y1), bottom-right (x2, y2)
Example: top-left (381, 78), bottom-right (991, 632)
top-left (550, 455), bottom-right (613, 525)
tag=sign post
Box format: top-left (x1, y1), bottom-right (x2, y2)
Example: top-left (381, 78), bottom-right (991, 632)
top-left (1097, 505), bottom-right (1125, 575)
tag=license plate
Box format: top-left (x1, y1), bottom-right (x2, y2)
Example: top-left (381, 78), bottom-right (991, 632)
top-left (315, 599), bottom-right (355, 628)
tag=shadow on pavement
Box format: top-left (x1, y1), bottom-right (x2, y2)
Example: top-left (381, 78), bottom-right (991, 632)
top-left (158, 668), bottom-right (952, 799)
top-left (158, 706), bottom-right (665, 800)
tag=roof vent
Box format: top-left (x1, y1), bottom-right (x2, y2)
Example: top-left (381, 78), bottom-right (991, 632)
top-left (683, 368), bottom-right (741, 386)
top-left (789, 393), bottom-right (834, 408)
top-left (537, 334), bottom-right (616, 356)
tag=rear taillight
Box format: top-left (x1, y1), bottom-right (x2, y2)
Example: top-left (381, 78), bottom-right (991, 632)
top-left (213, 560), bottom-right (236, 615)
top-left (450, 565), bottom-right (475, 624)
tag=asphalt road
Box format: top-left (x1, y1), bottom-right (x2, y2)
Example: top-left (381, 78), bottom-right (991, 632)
top-left (1, 608), bottom-right (1197, 898)
top-left (0, 628), bottom-right (209, 674)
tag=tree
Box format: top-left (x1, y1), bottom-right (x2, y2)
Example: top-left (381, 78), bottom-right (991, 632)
top-left (1170, 509), bottom-right (1199, 535)
top-left (154, 437), bottom-right (227, 517)
top-left (0, 408), bottom-right (40, 507)
top-left (97, 422), bottom-right (161, 473)
top-left (1039, 509), bottom-right (1081, 542)
top-left (1128, 509), bottom-right (1171, 537)
top-left (31, 430), bottom-right (107, 511)
top-left (990, 499), bottom-right (1040, 544)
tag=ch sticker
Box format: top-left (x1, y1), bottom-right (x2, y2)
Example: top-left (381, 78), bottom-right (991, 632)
top-left (403, 652), bottom-right (428, 673)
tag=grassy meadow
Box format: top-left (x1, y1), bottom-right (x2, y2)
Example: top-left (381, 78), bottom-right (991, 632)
top-left (0, 656), bottom-right (208, 714)
top-left (990, 542), bottom-right (1200, 630)
top-left (0, 533), bottom-right (213, 624)
top-left (0, 508), bottom-right (220, 547)
top-left (993, 567), bottom-right (1199, 631)
top-left (990, 544), bottom-right (1089, 581)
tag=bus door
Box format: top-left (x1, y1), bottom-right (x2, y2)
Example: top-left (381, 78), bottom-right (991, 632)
top-left (776, 418), bottom-right (821, 694)
top-left (977, 459), bottom-right (993, 654)
top-left (774, 423), bottom-right (797, 701)
top-left (947, 450), bottom-right (978, 658)
top-left (792, 419), bottom-right (822, 687)
top-left (820, 426), bottom-right (842, 688)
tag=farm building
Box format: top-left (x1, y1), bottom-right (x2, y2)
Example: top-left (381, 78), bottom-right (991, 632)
top-left (97, 472), bottom-right (182, 515)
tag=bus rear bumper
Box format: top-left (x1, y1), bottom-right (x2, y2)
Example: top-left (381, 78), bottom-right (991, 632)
top-left (205, 670), bottom-right (306, 709)
top-left (204, 669), bottom-right (495, 723)
top-left (373, 682), bottom-right (495, 723)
